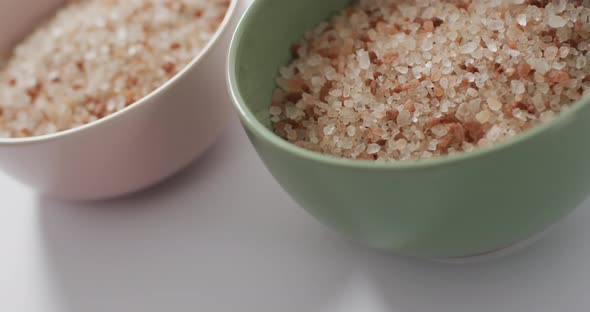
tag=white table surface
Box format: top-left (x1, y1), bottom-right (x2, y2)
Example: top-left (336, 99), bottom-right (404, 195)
top-left (4, 1), bottom-right (590, 310)
top-left (2, 117), bottom-right (590, 312)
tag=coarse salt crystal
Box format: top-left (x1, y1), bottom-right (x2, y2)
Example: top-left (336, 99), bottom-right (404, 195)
top-left (559, 46), bottom-right (570, 58)
top-left (540, 111), bottom-right (556, 122)
top-left (487, 41), bottom-right (498, 52)
top-left (393, 139), bottom-right (408, 151)
top-left (439, 77), bottom-right (449, 89)
top-left (346, 125), bottom-right (356, 136)
top-left (548, 15), bottom-right (568, 28)
top-left (516, 14), bottom-right (527, 26)
top-left (357, 50), bottom-right (371, 70)
top-left (367, 143), bottom-right (381, 154)
top-left (323, 124), bottom-right (336, 135)
top-left (428, 140), bottom-right (438, 151)
top-left (459, 42), bottom-right (478, 54)
top-left (545, 46), bottom-right (559, 60)
top-left (511, 80), bottom-right (525, 94)
top-left (487, 97), bottom-right (502, 111)
top-left (488, 20), bottom-right (504, 31)
top-left (512, 108), bottom-right (527, 121)
top-left (487, 125), bottom-right (503, 141)
top-left (402, 38), bottom-right (417, 50)
top-left (286, 106), bottom-right (303, 119)
top-left (397, 109), bottom-right (412, 127)
top-left (576, 55), bottom-right (587, 69)
top-left (395, 66), bottom-right (409, 74)
top-left (329, 89), bottom-right (343, 97)
top-left (475, 110), bottom-right (490, 124)
top-left (554, 0), bottom-right (567, 13)
top-left (532, 93), bottom-right (545, 111)
top-left (431, 124), bottom-right (448, 137)
top-left (353, 144), bottom-right (367, 155)
top-left (421, 38), bottom-right (434, 52)
top-left (467, 88), bottom-right (479, 97)
top-left (431, 68), bottom-right (442, 82)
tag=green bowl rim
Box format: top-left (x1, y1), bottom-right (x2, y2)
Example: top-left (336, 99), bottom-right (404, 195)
top-left (227, 0), bottom-right (588, 171)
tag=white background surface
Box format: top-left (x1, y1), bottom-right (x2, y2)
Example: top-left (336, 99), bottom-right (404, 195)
top-left (3, 1), bottom-right (590, 311)
top-left (2, 119), bottom-right (590, 312)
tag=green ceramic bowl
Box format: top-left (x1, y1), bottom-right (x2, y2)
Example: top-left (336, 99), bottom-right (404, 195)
top-left (227, 0), bottom-right (590, 258)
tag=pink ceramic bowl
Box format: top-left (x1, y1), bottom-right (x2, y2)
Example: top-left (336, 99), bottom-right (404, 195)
top-left (0, 0), bottom-right (245, 200)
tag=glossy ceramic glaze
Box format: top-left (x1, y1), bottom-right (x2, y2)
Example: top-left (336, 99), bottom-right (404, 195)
top-left (0, 0), bottom-right (245, 201)
top-left (228, 0), bottom-right (590, 258)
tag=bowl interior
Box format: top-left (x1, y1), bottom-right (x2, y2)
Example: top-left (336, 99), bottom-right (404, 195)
top-left (232, 0), bottom-right (352, 129)
top-left (0, 0), bottom-right (63, 57)
top-left (0, 0), bottom-right (239, 145)
top-left (229, 0), bottom-right (590, 169)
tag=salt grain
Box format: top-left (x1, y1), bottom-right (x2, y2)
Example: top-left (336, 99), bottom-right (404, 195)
top-left (516, 14), bottom-right (528, 26)
top-left (431, 124), bottom-right (448, 137)
top-left (367, 143), bottom-right (381, 154)
top-left (545, 46), bottom-right (559, 60)
top-left (467, 88), bottom-right (479, 97)
top-left (346, 125), bottom-right (356, 136)
top-left (548, 15), bottom-right (568, 28)
top-left (476, 110), bottom-right (491, 124)
top-left (559, 46), bottom-right (570, 58)
top-left (540, 111), bottom-right (556, 122)
top-left (511, 80), bottom-right (526, 94)
top-left (576, 55), bottom-right (587, 69)
top-left (460, 42), bottom-right (478, 54)
top-left (395, 66), bottom-right (409, 74)
top-left (397, 109), bottom-right (412, 127)
top-left (357, 50), bottom-right (371, 70)
top-left (323, 124), bottom-right (336, 136)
